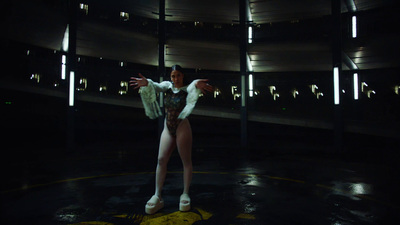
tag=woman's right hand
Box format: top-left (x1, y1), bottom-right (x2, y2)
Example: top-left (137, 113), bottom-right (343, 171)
top-left (129, 73), bottom-right (149, 89)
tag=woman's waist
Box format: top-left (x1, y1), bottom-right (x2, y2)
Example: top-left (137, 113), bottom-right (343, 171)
top-left (165, 108), bottom-right (183, 117)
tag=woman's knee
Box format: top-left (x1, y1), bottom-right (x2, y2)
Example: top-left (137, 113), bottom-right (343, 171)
top-left (157, 157), bottom-right (169, 167)
top-left (183, 161), bottom-right (193, 170)
top-left (180, 153), bottom-right (192, 167)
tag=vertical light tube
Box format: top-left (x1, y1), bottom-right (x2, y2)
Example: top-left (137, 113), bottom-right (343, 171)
top-left (352, 16), bottom-right (357, 38)
top-left (333, 67), bottom-right (340, 105)
top-left (248, 26), bottom-right (253, 44)
top-left (353, 73), bottom-right (359, 100)
top-left (241, 75), bottom-right (246, 107)
top-left (69, 71), bottom-right (75, 106)
top-left (249, 74), bottom-right (254, 97)
top-left (61, 55), bottom-right (66, 80)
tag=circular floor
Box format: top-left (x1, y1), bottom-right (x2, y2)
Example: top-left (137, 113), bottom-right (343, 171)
top-left (1, 147), bottom-right (400, 225)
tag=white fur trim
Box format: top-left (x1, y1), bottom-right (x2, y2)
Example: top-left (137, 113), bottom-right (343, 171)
top-left (139, 79), bottom-right (171, 119)
top-left (178, 80), bottom-right (201, 119)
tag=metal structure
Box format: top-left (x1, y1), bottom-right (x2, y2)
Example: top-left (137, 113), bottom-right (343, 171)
top-left (3, 0), bottom-right (400, 149)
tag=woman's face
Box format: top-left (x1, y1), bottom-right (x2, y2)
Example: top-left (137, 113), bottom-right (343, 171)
top-left (170, 70), bottom-right (184, 88)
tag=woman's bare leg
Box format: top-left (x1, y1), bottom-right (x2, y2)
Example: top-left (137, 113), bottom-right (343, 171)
top-left (151, 125), bottom-right (176, 205)
top-left (176, 119), bottom-right (193, 196)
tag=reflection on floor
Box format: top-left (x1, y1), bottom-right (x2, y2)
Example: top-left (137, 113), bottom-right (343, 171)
top-left (2, 142), bottom-right (400, 225)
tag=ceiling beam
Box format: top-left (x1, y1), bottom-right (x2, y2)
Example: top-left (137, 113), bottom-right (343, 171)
top-left (342, 51), bottom-right (358, 70)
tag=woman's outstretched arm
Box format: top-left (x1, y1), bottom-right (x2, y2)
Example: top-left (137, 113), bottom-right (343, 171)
top-left (129, 73), bottom-right (148, 89)
top-left (195, 79), bottom-right (214, 94)
top-left (129, 73), bottom-right (170, 119)
top-left (130, 73), bottom-right (171, 92)
top-left (178, 79), bottom-right (213, 119)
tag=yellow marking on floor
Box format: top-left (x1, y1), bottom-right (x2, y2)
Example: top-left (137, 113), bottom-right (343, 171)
top-left (112, 213), bottom-right (166, 224)
top-left (316, 184), bottom-right (343, 193)
top-left (195, 207), bottom-right (213, 220)
top-left (130, 214), bottom-right (145, 223)
top-left (267, 176), bottom-right (306, 184)
top-left (112, 214), bottom-right (128, 219)
top-left (139, 212), bottom-right (167, 223)
top-left (109, 208), bottom-right (213, 225)
top-left (1, 172), bottom-right (155, 194)
top-left (237, 173), bottom-right (260, 177)
top-left (236, 213), bottom-right (256, 220)
top-left (2, 171), bottom-right (302, 194)
top-left (140, 211), bottom-right (202, 225)
top-left (69, 221), bottom-right (114, 225)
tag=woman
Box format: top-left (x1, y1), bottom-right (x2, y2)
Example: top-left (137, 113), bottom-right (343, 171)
top-left (129, 65), bottom-right (213, 214)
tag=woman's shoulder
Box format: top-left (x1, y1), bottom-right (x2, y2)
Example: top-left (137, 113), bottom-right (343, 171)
top-left (158, 81), bottom-right (173, 89)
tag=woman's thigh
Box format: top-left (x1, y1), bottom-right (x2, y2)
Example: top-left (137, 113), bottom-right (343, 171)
top-left (176, 119), bottom-right (192, 164)
top-left (158, 122), bottom-right (176, 164)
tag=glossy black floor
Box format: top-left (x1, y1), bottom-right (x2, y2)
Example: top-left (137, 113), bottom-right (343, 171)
top-left (2, 91), bottom-right (400, 225)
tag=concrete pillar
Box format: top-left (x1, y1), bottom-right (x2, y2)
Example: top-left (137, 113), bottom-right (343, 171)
top-left (239, 0), bottom-right (248, 148)
top-left (67, 0), bottom-right (78, 151)
top-left (332, 0), bottom-right (344, 153)
top-left (158, 0), bottom-right (166, 137)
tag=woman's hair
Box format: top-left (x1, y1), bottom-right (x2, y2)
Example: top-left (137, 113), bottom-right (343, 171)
top-left (171, 64), bottom-right (183, 74)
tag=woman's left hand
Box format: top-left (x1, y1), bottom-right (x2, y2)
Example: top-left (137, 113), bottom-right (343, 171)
top-left (196, 79), bottom-right (214, 95)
